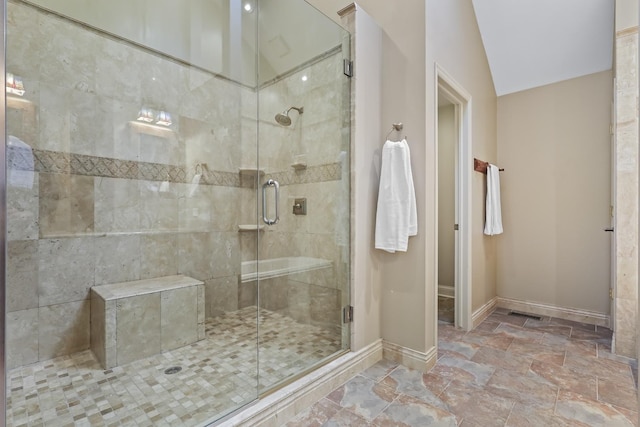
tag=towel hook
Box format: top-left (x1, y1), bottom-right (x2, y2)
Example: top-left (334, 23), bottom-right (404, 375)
top-left (385, 122), bottom-right (405, 141)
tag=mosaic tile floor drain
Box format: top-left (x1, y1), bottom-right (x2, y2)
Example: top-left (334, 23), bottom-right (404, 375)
top-left (6, 307), bottom-right (342, 427)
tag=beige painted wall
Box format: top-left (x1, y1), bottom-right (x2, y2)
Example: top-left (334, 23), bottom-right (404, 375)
top-left (438, 105), bottom-right (456, 289)
top-left (313, 0), bottom-right (428, 353)
top-left (312, 0), bottom-right (496, 354)
top-left (317, 0), bottom-right (428, 352)
top-left (340, 5), bottom-right (384, 352)
top-left (497, 71), bottom-right (613, 315)
top-left (616, 0), bottom-right (639, 31)
top-left (426, 1), bottom-right (498, 321)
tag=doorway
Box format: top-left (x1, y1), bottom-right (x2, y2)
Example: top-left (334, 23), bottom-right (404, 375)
top-left (437, 97), bottom-right (456, 324)
top-left (435, 65), bottom-right (472, 331)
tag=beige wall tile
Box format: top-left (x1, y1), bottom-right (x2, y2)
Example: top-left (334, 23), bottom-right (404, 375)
top-left (239, 281), bottom-right (257, 309)
top-left (38, 300), bottom-right (90, 360)
top-left (178, 232), bottom-right (214, 280)
top-left (287, 280), bottom-right (311, 324)
top-left (205, 276), bottom-right (239, 317)
top-left (7, 2), bottom-right (43, 78)
top-left (310, 285), bottom-right (341, 329)
top-left (7, 240), bottom-right (39, 312)
top-left (139, 180), bottom-right (179, 231)
top-left (116, 294), bottom-right (161, 365)
top-left (38, 237), bottom-right (95, 306)
top-left (38, 12), bottom-right (99, 94)
top-left (94, 38), bottom-right (142, 105)
top-left (614, 31), bottom-right (639, 358)
top-left (140, 233), bottom-right (179, 279)
top-left (161, 287), bottom-right (199, 351)
top-left (259, 278), bottom-right (288, 312)
top-left (94, 235), bottom-right (141, 285)
top-left (39, 173), bottom-right (94, 236)
top-left (178, 231), bottom-right (240, 280)
top-left (94, 177), bottom-right (140, 233)
top-left (90, 294), bottom-right (106, 367)
top-left (7, 308), bottom-right (39, 369)
top-left (7, 175), bottom-right (39, 241)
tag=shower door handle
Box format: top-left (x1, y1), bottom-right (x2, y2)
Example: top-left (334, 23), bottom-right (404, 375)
top-left (262, 179), bottom-right (280, 225)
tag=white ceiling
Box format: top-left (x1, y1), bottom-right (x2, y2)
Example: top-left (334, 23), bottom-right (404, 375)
top-left (471, 0), bottom-right (614, 96)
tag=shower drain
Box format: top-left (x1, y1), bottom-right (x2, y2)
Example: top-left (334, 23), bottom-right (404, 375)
top-left (164, 366), bottom-right (182, 375)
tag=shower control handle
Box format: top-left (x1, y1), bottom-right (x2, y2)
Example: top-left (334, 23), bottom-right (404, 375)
top-left (262, 179), bottom-right (280, 225)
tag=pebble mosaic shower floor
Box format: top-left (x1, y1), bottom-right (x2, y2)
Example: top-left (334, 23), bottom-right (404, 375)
top-left (6, 307), bottom-right (342, 427)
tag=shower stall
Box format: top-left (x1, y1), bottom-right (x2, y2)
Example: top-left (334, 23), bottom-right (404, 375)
top-left (2, 0), bottom-right (351, 425)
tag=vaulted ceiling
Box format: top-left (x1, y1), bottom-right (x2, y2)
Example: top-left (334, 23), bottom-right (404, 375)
top-left (471, 0), bottom-right (614, 96)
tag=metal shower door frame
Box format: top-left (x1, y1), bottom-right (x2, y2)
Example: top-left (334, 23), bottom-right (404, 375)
top-left (0, 0), bottom-right (8, 424)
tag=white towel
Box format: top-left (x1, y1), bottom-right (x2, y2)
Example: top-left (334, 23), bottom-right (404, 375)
top-left (7, 135), bottom-right (34, 189)
top-left (484, 164), bottom-right (503, 235)
top-left (375, 139), bottom-right (418, 253)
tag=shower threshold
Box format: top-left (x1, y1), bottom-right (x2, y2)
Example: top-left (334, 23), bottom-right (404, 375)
top-left (6, 307), bottom-right (342, 427)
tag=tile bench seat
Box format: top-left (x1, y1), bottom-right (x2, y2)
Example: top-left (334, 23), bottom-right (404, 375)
top-left (90, 275), bottom-right (205, 369)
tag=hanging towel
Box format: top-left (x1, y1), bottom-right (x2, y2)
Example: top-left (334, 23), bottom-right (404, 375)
top-left (375, 139), bottom-right (418, 253)
top-left (484, 164), bottom-right (503, 236)
top-left (7, 135), bottom-right (34, 189)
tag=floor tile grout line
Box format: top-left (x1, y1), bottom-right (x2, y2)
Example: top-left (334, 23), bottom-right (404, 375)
top-left (501, 400), bottom-right (516, 427)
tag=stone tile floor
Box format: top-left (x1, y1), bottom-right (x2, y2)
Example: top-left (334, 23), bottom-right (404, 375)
top-left (286, 308), bottom-right (639, 426)
top-left (6, 307), bottom-right (342, 427)
top-left (438, 296), bottom-right (455, 324)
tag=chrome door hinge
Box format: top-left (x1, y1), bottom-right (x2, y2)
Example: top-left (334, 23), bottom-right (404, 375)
top-left (343, 305), bottom-right (354, 323)
top-left (609, 288), bottom-right (614, 300)
top-left (343, 59), bottom-right (353, 77)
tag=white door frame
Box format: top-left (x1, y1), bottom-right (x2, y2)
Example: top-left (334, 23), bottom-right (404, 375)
top-left (435, 63), bottom-right (473, 331)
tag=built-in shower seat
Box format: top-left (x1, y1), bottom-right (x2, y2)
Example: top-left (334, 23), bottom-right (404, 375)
top-left (90, 275), bottom-right (205, 369)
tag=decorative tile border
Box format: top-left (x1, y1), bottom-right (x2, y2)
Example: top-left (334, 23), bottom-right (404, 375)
top-left (11, 148), bottom-right (342, 187)
top-left (267, 163), bottom-right (342, 185)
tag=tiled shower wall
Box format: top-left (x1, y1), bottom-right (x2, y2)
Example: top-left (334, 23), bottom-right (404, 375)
top-left (6, 1), bottom-right (349, 369)
top-left (614, 26), bottom-right (639, 358)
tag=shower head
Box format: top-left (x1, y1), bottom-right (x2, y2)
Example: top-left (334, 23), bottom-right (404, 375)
top-left (275, 106), bottom-right (304, 126)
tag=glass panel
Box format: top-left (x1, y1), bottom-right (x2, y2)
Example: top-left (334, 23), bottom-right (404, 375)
top-left (256, 0), bottom-right (351, 392)
top-left (21, 0), bottom-right (258, 86)
top-left (5, 0), bottom-right (259, 425)
top-left (4, 0), bottom-right (350, 423)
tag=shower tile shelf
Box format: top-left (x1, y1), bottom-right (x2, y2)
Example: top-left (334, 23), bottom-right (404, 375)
top-left (291, 162), bottom-right (307, 171)
top-left (128, 120), bottom-right (176, 137)
top-left (7, 94), bottom-right (36, 111)
top-left (238, 167), bottom-right (266, 177)
top-left (237, 224), bottom-right (266, 232)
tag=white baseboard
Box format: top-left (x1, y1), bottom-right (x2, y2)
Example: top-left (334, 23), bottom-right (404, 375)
top-left (217, 339), bottom-right (383, 427)
top-left (472, 297), bottom-right (498, 328)
top-left (496, 297), bottom-right (610, 328)
top-left (382, 340), bottom-right (437, 373)
top-left (438, 285), bottom-right (455, 298)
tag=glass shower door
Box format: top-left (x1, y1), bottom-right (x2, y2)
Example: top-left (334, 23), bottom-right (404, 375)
top-left (5, 0), bottom-right (261, 425)
top-left (255, 0), bottom-right (351, 391)
top-left (3, 0), bottom-right (350, 424)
